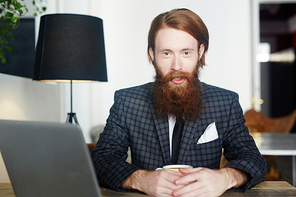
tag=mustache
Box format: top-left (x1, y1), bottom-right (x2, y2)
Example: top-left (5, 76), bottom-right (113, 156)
top-left (169, 71), bottom-right (189, 79)
top-left (160, 70), bottom-right (197, 86)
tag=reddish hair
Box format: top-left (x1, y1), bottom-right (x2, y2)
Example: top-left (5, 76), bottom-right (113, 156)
top-left (148, 8), bottom-right (209, 68)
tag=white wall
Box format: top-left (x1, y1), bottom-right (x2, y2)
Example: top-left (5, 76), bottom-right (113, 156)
top-left (0, 0), bottom-right (254, 182)
top-left (0, 75), bottom-right (61, 121)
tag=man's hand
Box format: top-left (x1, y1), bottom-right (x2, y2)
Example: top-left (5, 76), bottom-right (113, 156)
top-left (121, 169), bottom-right (185, 196)
top-left (172, 167), bottom-right (249, 197)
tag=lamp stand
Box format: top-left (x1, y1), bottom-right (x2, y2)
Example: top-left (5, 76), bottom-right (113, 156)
top-left (66, 112), bottom-right (79, 124)
top-left (66, 80), bottom-right (80, 125)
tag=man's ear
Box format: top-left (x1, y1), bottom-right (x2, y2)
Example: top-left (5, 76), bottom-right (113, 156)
top-left (198, 44), bottom-right (205, 60)
top-left (149, 47), bottom-right (155, 62)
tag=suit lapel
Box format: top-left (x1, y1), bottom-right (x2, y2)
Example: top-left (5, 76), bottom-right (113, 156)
top-left (153, 113), bottom-right (171, 165)
top-left (177, 120), bottom-right (198, 163)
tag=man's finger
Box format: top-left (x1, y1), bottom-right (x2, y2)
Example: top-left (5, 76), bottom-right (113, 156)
top-left (175, 168), bottom-right (205, 185)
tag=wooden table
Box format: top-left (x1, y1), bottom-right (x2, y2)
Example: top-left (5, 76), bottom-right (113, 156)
top-left (1, 181), bottom-right (295, 196)
top-left (223, 181), bottom-right (296, 196)
top-left (252, 133), bottom-right (296, 186)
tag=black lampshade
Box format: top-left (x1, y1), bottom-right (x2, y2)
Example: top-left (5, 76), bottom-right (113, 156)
top-left (33, 14), bottom-right (107, 82)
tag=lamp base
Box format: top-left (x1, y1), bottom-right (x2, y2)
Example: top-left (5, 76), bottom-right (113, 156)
top-left (66, 112), bottom-right (79, 125)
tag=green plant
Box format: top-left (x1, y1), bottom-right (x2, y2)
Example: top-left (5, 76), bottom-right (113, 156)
top-left (0, 0), bottom-right (46, 63)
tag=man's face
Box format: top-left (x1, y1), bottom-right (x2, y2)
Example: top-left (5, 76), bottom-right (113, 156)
top-left (150, 27), bottom-right (205, 120)
top-left (149, 27), bottom-right (204, 86)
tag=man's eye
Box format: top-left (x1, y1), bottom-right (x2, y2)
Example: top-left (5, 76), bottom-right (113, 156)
top-left (164, 52), bottom-right (170, 55)
top-left (184, 51), bottom-right (189, 55)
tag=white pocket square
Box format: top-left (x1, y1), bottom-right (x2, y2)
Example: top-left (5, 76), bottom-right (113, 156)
top-left (197, 122), bottom-right (218, 144)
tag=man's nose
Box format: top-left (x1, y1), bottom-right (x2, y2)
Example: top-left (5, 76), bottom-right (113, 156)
top-left (171, 56), bottom-right (182, 71)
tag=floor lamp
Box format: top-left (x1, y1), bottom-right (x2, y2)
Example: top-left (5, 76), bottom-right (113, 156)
top-left (33, 14), bottom-right (108, 125)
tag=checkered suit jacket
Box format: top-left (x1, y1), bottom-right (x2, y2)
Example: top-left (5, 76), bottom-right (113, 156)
top-left (91, 82), bottom-right (267, 192)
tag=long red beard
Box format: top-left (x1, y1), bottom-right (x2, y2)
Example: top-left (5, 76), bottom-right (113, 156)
top-left (152, 67), bottom-right (203, 121)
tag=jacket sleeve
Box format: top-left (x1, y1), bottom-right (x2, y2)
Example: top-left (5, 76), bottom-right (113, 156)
top-left (222, 94), bottom-right (267, 192)
top-left (91, 90), bottom-right (140, 191)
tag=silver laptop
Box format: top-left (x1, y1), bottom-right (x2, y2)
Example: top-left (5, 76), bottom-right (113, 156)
top-left (0, 119), bottom-right (102, 197)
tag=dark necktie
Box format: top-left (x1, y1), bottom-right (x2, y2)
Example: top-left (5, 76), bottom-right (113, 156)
top-left (171, 119), bottom-right (184, 164)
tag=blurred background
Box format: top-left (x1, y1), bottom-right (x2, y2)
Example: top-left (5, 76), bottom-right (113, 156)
top-left (0, 0), bottom-right (295, 183)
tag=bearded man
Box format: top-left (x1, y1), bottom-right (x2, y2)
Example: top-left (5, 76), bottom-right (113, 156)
top-left (91, 8), bottom-right (267, 197)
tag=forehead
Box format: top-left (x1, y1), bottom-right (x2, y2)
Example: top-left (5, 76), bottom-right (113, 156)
top-left (154, 27), bottom-right (198, 50)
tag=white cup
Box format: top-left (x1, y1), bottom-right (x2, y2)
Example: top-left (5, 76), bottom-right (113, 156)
top-left (162, 164), bottom-right (193, 171)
